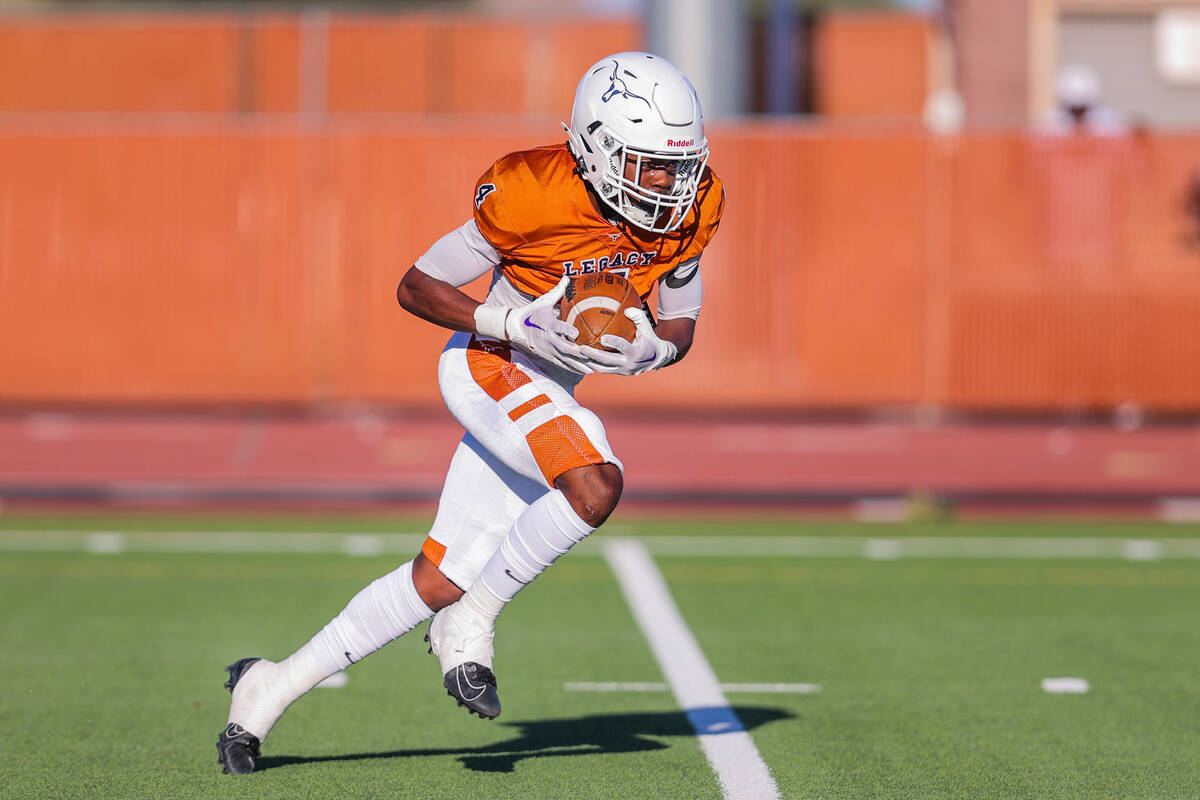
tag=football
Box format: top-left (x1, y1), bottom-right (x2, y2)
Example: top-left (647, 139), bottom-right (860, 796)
top-left (560, 272), bottom-right (641, 350)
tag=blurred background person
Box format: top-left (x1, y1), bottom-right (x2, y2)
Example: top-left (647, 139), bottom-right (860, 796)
top-left (1043, 62), bottom-right (1129, 137)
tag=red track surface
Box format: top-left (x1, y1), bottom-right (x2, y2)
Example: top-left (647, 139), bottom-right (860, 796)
top-left (1, 410), bottom-right (1198, 514)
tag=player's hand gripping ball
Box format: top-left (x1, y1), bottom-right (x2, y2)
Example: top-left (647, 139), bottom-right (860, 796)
top-left (559, 273), bottom-right (642, 350)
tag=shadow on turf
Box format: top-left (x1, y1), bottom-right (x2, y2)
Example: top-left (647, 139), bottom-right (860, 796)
top-left (256, 706), bottom-right (793, 774)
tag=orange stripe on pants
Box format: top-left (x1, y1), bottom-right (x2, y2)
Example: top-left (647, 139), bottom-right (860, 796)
top-left (507, 394), bottom-right (551, 421)
top-left (466, 337), bottom-right (529, 401)
top-left (421, 536), bottom-right (447, 566)
top-left (524, 415), bottom-right (604, 486)
top-left (465, 336), bottom-right (605, 485)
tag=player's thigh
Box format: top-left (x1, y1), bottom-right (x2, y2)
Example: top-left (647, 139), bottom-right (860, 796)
top-left (422, 433), bottom-right (546, 591)
top-left (438, 333), bottom-right (623, 489)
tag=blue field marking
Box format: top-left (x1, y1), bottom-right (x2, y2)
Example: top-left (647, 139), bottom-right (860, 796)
top-left (687, 706), bottom-right (746, 736)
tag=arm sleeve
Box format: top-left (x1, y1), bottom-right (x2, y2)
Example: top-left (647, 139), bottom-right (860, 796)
top-left (412, 219), bottom-right (501, 287)
top-left (656, 257), bottom-right (703, 321)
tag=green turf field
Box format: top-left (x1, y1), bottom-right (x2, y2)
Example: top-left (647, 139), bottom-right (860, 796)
top-left (2, 514), bottom-right (1199, 799)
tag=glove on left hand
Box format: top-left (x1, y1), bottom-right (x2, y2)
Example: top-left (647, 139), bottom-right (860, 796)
top-left (579, 307), bottom-right (678, 375)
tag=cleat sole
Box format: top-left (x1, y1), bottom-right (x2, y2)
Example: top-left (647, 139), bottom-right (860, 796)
top-left (445, 688), bottom-right (498, 719)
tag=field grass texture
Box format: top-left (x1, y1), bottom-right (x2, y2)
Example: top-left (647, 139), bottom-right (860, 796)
top-left (2, 515), bottom-right (1198, 799)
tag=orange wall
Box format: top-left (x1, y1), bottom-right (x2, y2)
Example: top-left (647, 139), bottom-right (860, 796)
top-left (813, 13), bottom-right (932, 117)
top-left (0, 15), bottom-right (243, 111)
top-left (2, 121), bottom-right (1199, 412)
top-left (0, 13), bottom-right (640, 115)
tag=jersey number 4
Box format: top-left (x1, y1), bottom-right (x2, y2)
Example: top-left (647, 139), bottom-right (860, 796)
top-left (475, 183), bottom-right (497, 209)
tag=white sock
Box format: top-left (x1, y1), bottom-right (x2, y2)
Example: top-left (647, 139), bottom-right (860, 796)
top-left (230, 559), bottom-right (434, 741)
top-left (470, 490), bottom-right (596, 621)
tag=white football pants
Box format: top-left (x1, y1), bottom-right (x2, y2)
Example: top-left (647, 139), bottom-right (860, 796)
top-left (422, 332), bottom-right (622, 590)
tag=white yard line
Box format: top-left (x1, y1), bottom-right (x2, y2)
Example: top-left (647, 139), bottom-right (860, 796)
top-left (1041, 677), bottom-right (1090, 694)
top-left (0, 531), bottom-right (426, 554)
top-left (612, 535), bottom-right (1200, 560)
top-left (1159, 497), bottom-right (1200, 523)
top-left (2, 531), bottom-right (1200, 560)
top-left (604, 537), bottom-right (781, 800)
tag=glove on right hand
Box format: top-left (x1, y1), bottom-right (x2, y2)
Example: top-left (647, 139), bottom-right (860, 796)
top-left (502, 277), bottom-right (594, 375)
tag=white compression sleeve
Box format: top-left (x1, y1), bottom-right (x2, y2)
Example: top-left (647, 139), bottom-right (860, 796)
top-left (444, 490), bottom-right (596, 645)
top-left (414, 219), bottom-right (501, 287)
top-left (476, 489), bottom-right (596, 604)
top-left (312, 559), bottom-right (435, 669)
top-left (656, 257), bottom-right (703, 321)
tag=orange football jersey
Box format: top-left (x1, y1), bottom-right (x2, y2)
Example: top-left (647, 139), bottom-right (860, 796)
top-left (472, 143), bottom-right (724, 299)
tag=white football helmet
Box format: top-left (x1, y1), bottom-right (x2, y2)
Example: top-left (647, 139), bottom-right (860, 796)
top-left (565, 51), bottom-right (709, 233)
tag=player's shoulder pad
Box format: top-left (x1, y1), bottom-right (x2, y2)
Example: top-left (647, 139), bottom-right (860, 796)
top-left (473, 145), bottom-right (575, 255)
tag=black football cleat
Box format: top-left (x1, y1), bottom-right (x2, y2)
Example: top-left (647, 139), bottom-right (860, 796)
top-left (218, 658), bottom-right (264, 774)
top-left (217, 722), bottom-right (261, 775)
top-left (443, 662), bottom-right (501, 720)
top-left (425, 606), bottom-right (500, 720)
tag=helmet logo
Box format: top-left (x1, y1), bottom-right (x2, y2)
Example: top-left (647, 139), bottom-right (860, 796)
top-left (600, 63), bottom-right (651, 108)
top-left (667, 139), bottom-right (694, 147)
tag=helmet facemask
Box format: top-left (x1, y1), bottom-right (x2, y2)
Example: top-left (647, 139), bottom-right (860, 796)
top-left (591, 129), bottom-right (709, 233)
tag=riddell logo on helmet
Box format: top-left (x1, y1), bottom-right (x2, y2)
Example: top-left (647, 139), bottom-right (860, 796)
top-left (667, 139), bottom-right (695, 147)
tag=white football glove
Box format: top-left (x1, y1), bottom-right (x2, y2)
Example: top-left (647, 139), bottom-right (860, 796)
top-left (473, 276), bottom-right (593, 375)
top-left (580, 307), bottom-right (679, 376)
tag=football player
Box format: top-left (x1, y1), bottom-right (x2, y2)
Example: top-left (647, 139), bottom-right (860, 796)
top-left (217, 51), bottom-right (724, 775)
